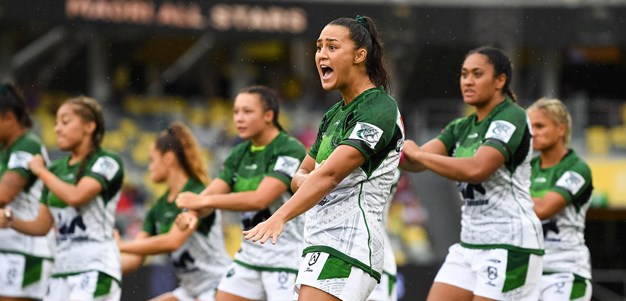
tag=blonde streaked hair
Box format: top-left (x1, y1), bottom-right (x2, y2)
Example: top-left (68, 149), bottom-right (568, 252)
top-left (528, 98), bottom-right (572, 145)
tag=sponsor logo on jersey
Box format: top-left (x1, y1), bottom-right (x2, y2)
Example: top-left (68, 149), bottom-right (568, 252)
top-left (318, 195), bottom-right (333, 206)
top-left (485, 120), bottom-right (516, 143)
top-left (274, 156), bottom-right (300, 177)
top-left (458, 182), bottom-right (488, 206)
top-left (349, 122), bottom-right (383, 149)
top-left (244, 163), bottom-right (258, 170)
top-left (467, 133), bottom-right (479, 139)
top-left (226, 267), bottom-right (235, 278)
top-left (91, 156), bottom-right (120, 181)
top-left (534, 177), bottom-right (547, 183)
top-left (8, 151), bottom-right (33, 169)
top-left (556, 171), bottom-right (585, 195)
top-left (466, 199), bottom-right (489, 206)
top-left (308, 252), bottom-right (320, 265)
top-left (542, 219), bottom-right (561, 241)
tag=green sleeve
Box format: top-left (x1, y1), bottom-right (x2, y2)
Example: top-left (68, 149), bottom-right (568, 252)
top-left (265, 137), bottom-right (306, 187)
top-left (6, 137), bottom-right (42, 182)
top-left (84, 152), bottom-right (124, 203)
top-left (340, 93), bottom-right (399, 160)
top-left (437, 118), bottom-right (464, 156)
top-left (551, 162), bottom-right (593, 209)
top-left (482, 107), bottom-right (529, 162)
top-left (141, 205), bottom-right (157, 235)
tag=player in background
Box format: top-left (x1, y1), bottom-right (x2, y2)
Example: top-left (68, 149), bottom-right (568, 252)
top-left (0, 96), bottom-right (124, 301)
top-left (401, 46), bottom-right (543, 301)
top-left (527, 98), bottom-right (593, 301)
top-left (243, 15), bottom-right (404, 301)
top-left (115, 122), bottom-right (231, 301)
top-left (0, 82), bottom-right (54, 301)
top-left (176, 85), bottom-right (307, 301)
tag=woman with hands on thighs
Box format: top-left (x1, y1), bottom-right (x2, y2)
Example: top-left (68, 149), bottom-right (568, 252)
top-left (242, 15), bottom-right (405, 301)
top-left (400, 47), bottom-right (544, 301)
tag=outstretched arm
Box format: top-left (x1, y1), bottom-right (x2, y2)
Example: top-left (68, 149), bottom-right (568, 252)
top-left (0, 204), bottom-right (54, 236)
top-left (243, 144), bottom-right (365, 244)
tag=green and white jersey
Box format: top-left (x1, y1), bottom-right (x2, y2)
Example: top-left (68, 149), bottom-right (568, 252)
top-left (218, 131), bottom-right (306, 272)
top-left (382, 169), bottom-right (400, 276)
top-left (306, 87), bottom-right (405, 281)
top-left (0, 132), bottom-right (53, 258)
top-left (142, 178), bottom-right (231, 296)
top-left (530, 149), bottom-right (592, 279)
top-left (437, 98), bottom-right (543, 254)
top-left (41, 148), bottom-right (124, 281)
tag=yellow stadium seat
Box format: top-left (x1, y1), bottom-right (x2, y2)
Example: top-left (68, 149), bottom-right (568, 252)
top-left (102, 130), bottom-right (126, 152)
top-left (610, 126), bottom-right (626, 148)
top-left (586, 126), bottom-right (610, 155)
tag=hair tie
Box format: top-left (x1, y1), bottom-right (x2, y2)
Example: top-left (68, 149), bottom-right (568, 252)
top-left (355, 15), bottom-right (369, 31)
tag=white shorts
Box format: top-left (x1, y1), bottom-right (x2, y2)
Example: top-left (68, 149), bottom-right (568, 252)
top-left (295, 252), bottom-right (377, 301)
top-left (0, 252), bottom-right (53, 299)
top-left (434, 243), bottom-right (543, 301)
top-left (537, 273), bottom-right (592, 301)
top-left (367, 271), bottom-right (397, 301)
top-left (44, 271), bottom-right (121, 301)
top-left (172, 286), bottom-right (216, 301)
top-left (217, 261), bottom-right (296, 301)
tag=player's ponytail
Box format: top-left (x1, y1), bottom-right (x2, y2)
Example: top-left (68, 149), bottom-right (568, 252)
top-left (155, 122), bottom-right (209, 185)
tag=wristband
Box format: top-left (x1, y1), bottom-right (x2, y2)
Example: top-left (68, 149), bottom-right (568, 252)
top-left (4, 207), bottom-right (13, 224)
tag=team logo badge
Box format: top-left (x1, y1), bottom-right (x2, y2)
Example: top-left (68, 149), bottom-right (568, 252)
top-left (485, 120), bottom-right (516, 143)
top-left (91, 156), bottom-right (120, 181)
top-left (349, 122), bottom-right (383, 149)
top-left (274, 156), bottom-right (300, 177)
top-left (8, 151), bottom-right (33, 169)
top-left (556, 171), bottom-right (585, 195)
